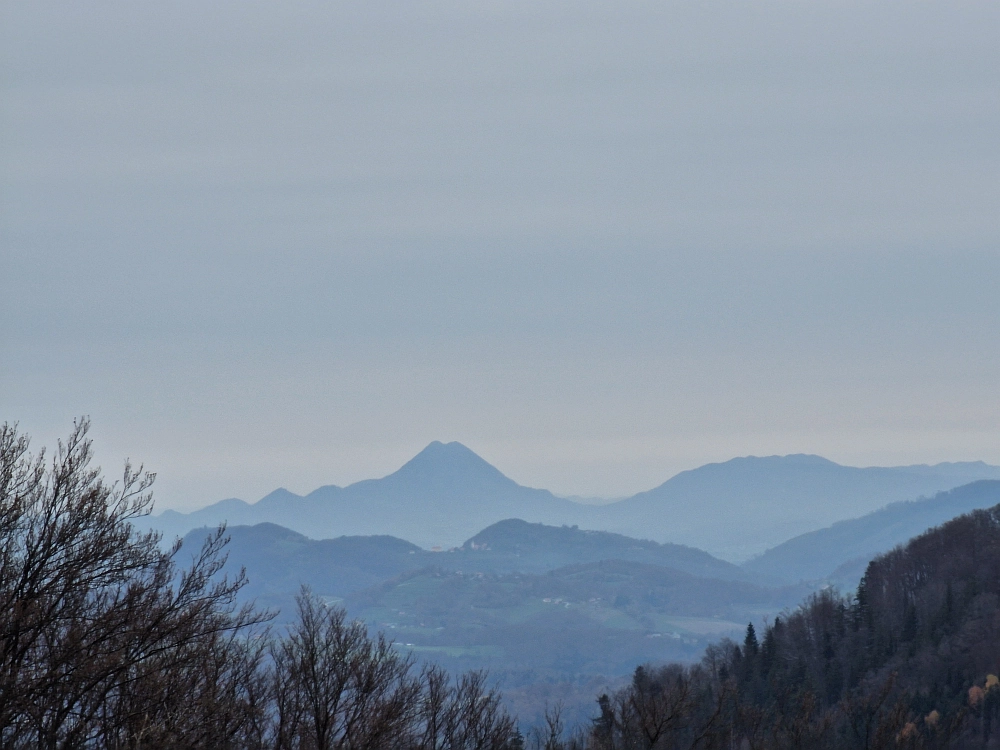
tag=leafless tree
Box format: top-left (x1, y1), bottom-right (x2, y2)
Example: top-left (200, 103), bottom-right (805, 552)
top-left (0, 419), bottom-right (271, 748)
top-left (415, 664), bottom-right (519, 750)
top-left (271, 588), bottom-right (520, 750)
top-left (271, 587), bottom-right (421, 749)
top-left (0, 420), bottom-right (534, 750)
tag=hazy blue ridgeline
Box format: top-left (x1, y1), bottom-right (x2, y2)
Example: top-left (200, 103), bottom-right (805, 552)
top-left (149, 442), bottom-right (1000, 561)
top-left (176, 477), bottom-right (1000, 697)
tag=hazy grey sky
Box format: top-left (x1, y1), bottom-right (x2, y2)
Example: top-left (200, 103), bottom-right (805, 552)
top-left (3, 1), bottom-right (999, 510)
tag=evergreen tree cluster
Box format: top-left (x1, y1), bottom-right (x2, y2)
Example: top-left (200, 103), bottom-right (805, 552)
top-left (547, 504), bottom-right (1000, 749)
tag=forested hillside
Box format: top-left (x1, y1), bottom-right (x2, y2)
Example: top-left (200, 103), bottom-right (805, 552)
top-left (552, 504), bottom-right (1000, 749)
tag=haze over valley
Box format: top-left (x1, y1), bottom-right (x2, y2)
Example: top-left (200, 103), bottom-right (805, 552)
top-left (143, 440), bottom-right (1000, 717)
top-left (159, 449), bottom-right (1000, 728)
top-left (4, 0), bottom-right (999, 744)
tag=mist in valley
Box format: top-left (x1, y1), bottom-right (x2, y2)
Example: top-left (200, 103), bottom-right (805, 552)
top-left (3, 1), bottom-right (999, 746)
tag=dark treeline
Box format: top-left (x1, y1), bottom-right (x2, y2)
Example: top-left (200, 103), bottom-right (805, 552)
top-left (6, 420), bottom-right (1000, 749)
top-left (545, 504), bottom-right (1000, 749)
top-left (0, 421), bottom-right (519, 749)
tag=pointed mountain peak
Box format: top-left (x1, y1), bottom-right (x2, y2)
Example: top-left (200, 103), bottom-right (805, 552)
top-left (412, 440), bottom-right (484, 462)
top-left (385, 441), bottom-right (518, 490)
top-left (255, 487), bottom-right (305, 508)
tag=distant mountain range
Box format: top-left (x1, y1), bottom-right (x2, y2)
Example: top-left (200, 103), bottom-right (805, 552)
top-left (157, 442), bottom-right (579, 549)
top-left (188, 475), bottom-right (1000, 619)
top-left (178, 492), bottom-right (1000, 696)
top-left (742, 479), bottom-right (1000, 587)
top-left (590, 454), bottom-right (1000, 560)
top-left (149, 442), bottom-right (1000, 561)
top-left (167, 476), bottom-right (1000, 731)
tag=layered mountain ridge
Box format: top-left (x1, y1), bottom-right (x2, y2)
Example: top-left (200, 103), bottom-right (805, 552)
top-left (153, 441), bottom-right (576, 549)
top-left (743, 479), bottom-right (1000, 586)
top-left (147, 442), bottom-right (1000, 561)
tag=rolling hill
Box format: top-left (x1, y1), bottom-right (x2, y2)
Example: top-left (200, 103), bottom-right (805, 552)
top-left (181, 518), bottom-right (752, 612)
top-left (180, 523), bottom-right (430, 611)
top-left (178, 520), bottom-right (804, 685)
top-left (455, 519), bottom-right (751, 581)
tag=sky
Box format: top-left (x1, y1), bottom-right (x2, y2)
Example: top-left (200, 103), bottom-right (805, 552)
top-left (2, 1), bottom-right (999, 511)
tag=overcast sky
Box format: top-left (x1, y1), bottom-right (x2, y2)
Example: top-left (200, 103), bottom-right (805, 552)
top-left (3, 1), bottom-right (999, 511)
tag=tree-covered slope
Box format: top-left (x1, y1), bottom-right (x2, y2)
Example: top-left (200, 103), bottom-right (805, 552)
top-left (571, 502), bottom-right (1000, 749)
